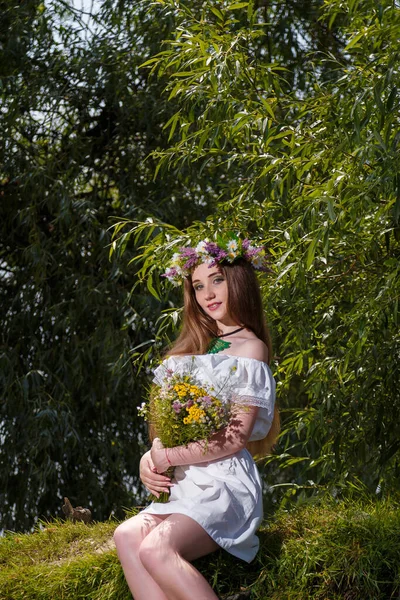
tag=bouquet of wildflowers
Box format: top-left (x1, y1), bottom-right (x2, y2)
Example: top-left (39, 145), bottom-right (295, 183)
top-left (138, 366), bottom-right (231, 502)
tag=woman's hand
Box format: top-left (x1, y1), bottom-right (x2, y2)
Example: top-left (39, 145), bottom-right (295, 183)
top-left (150, 438), bottom-right (171, 474)
top-left (139, 449), bottom-right (172, 498)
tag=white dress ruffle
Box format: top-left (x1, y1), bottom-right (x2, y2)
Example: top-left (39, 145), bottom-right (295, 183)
top-left (141, 353), bottom-right (276, 563)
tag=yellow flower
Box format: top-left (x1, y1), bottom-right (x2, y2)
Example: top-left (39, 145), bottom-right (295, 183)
top-left (186, 405), bottom-right (206, 423)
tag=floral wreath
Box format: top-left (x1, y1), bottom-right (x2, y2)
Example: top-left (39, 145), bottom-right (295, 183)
top-left (162, 234), bottom-right (271, 285)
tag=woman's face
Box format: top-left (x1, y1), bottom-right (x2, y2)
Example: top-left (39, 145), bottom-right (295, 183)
top-left (191, 263), bottom-right (235, 325)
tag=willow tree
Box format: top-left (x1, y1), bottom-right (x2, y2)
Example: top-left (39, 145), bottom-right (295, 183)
top-left (0, 0), bottom-right (219, 531)
top-left (2, 0), bottom-right (398, 532)
top-left (113, 0), bottom-right (400, 504)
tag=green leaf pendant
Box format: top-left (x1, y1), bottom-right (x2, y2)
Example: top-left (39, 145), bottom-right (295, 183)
top-left (207, 338), bottom-right (231, 354)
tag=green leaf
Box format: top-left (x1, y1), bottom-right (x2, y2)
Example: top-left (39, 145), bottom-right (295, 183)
top-left (210, 7), bottom-right (224, 20)
top-left (275, 262), bottom-right (296, 283)
top-left (306, 236), bottom-right (318, 270)
top-left (146, 271), bottom-right (160, 301)
top-left (344, 31), bottom-right (364, 51)
top-left (229, 2), bottom-right (249, 9)
top-left (386, 86), bottom-right (397, 112)
top-left (327, 199), bottom-right (336, 221)
top-left (260, 97), bottom-right (275, 119)
top-left (247, 0), bottom-right (254, 20)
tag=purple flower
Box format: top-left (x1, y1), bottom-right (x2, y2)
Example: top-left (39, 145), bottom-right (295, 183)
top-left (242, 238), bottom-right (250, 250)
top-left (204, 242), bottom-right (220, 256)
top-left (216, 249), bottom-right (228, 260)
top-left (185, 399), bottom-right (194, 408)
top-left (161, 266), bottom-right (178, 278)
top-left (200, 396), bottom-right (212, 407)
top-left (207, 249), bottom-right (228, 268)
top-left (172, 401), bottom-right (182, 414)
top-left (179, 247), bottom-right (197, 258)
top-left (245, 247), bottom-right (261, 257)
top-left (183, 256), bottom-right (200, 270)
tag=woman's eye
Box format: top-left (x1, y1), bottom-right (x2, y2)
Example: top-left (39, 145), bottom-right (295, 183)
top-left (194, 285), bottom-right (203, 292)
top-left (213, 277), bottom-right (224, 284)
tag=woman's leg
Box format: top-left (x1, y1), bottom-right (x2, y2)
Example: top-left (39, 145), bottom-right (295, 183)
top-left (114, 512), bottom-right (169, 600)
top-left (138, 513), bottom-right (220, 600)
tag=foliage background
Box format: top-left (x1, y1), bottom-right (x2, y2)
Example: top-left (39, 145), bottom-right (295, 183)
top-left (1, 0), bottom-right (399, 532)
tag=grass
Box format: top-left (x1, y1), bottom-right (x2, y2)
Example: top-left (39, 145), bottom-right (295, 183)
top-left (1, 495), bottom-right (399, 599)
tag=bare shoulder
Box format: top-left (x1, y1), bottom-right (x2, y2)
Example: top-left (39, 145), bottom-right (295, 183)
top-left (235, 338), bottom-right (269, 363)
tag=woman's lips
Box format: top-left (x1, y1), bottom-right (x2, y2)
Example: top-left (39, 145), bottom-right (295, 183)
top-left (207, 302), bottom-right (222, 311)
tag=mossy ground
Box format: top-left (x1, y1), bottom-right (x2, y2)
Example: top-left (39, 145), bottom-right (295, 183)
top-left (1, 496), bottom-right (399, 599)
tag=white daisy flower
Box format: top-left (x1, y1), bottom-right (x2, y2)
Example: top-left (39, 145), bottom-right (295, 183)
top-left (171, 253), bottom-right (181, 265)
top-left (228, 251), bottom-right (238, 261)
top-left (227, 239), bottom-right (238, 252)
top-left (251, 255), bottom-right (264, 269)
top-left (195, 241), bottom-right (208, 254)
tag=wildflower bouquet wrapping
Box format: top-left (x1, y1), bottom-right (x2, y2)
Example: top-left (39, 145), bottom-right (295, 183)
top-left (138, 366), bottom-right (231, 502)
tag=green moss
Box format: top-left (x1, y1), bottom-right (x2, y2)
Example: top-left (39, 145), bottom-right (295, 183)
top-left (1, 497), bottom-right (399, 600)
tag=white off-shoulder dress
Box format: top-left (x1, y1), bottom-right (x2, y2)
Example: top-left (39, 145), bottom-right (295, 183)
top-left (141, 353), bottom-right (276, 563)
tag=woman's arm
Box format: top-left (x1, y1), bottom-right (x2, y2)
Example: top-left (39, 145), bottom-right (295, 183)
top-left (151, 406), bottom-right (259, 473)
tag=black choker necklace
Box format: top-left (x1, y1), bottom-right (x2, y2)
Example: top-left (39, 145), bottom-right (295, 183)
top-left (217, 327), bottom-right (245, 338)
top-left (207, 327), bottom-right (245, 354)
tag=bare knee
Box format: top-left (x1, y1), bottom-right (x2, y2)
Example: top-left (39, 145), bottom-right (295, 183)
top-left (114, 519), bottom-right (141, 553)
top-left (139, 535), bottom-right (174, 574)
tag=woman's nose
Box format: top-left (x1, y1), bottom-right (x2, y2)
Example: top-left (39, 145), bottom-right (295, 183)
top-left (204, 288), bottom-right (215, 300)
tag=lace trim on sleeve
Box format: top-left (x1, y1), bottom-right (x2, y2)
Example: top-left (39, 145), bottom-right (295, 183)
top-left (230, 392), bottom-right (273, 411)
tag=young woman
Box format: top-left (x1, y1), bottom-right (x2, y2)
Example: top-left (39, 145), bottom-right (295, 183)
top-left (114, 238), bottom-right (279, 600)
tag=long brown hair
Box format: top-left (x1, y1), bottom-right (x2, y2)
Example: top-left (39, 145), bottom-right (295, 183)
top-left (167, 258), bottom-right (280, 457)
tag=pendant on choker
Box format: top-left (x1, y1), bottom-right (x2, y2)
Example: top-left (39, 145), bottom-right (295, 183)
top-left (206, 326), bottom-right (245, 354)
top-left (207, 338), bottom-right (232, 354)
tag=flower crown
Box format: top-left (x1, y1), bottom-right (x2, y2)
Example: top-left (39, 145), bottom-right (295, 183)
top-left (162, 235), bottom-right (270, 285)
